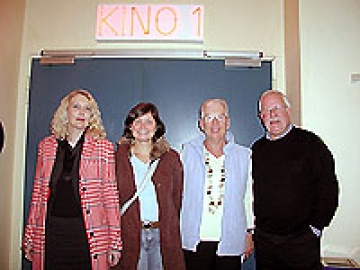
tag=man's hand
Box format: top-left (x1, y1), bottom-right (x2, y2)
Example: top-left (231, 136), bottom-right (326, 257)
top-left (243, 232), bottom-right (254, 260)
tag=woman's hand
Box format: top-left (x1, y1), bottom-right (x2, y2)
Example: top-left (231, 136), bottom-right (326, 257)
top-left (24, 245), bottom-right (33, 261)
top-left (108, 250), bottom-right (121, 267)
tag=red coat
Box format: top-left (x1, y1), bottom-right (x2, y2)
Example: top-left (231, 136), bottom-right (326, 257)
top-left (114, 142), bottom-right (185, 270)
top-left (23, 134), bottom-right (122, 270)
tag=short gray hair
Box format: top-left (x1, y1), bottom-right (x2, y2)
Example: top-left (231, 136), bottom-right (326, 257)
top-left (259, 90), bottom-right (291, 111)
top-left (199, 98), bottom-right (229, 119)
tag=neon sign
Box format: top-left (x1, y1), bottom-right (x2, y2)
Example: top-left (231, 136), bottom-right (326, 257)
top-left (96, 4), bottom-right (204, 42)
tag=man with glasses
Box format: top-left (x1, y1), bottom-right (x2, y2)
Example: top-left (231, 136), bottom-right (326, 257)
top-left (252, 90), bottom-right (339, 270)
top-left (181, 98), bottom-right (254, 270)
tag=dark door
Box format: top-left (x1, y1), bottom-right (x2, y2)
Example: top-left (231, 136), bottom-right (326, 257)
top-left (23, 57), bottom-right (271, 269)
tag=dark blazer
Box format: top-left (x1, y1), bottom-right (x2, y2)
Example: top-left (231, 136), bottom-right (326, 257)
top-left (114, 140), bottom-right (185, 270)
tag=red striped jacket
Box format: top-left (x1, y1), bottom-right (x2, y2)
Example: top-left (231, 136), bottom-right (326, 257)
top-left (23, 134), bottom-right (122, 270)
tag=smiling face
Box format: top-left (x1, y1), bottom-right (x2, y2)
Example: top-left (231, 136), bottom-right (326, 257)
top-left (67, 93), bottom-right (92, 134)
top-left (130, 112), bottom-right (157, 143)
top-left (259, 91), bottom-right (292, 140)
top-left (199, 99), bottom-right (230, 143)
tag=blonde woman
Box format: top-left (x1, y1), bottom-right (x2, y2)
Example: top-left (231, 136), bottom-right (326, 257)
top-left (23, 89), bottom-right (122, 270)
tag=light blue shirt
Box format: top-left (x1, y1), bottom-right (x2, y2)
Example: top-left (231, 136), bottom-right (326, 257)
top-left (130, 155), bottom-right (159, 222)
top-left (180, 132), bottom-right (251, 256)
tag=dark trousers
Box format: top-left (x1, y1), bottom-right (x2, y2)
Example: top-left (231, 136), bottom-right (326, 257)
top-left (183, 241), bottom-right (242, 270)
top-left (254, 228), bottom-right (323, 270)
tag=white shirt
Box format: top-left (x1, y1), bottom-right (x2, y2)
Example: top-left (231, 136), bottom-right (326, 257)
top-left (199, 147), bottom-right (225, 241)
top-left (130, 155), bottom-right (159, 222)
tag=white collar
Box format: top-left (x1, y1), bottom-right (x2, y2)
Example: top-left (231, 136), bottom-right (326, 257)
top-left (266, 124), bottom-right (294, 141)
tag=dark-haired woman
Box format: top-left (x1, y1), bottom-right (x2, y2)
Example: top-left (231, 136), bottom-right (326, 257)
top-left (113, 102), bottom-right (185, 270)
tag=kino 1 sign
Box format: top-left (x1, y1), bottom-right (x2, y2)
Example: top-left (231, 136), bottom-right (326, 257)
top-left (96, 4), bottom-right (204, 42)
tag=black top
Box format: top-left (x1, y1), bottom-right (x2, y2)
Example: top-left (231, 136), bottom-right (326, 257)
top-left (251, 127), bottom-right (339, 235)
top-left (48, 134), bottom-right (85, 218)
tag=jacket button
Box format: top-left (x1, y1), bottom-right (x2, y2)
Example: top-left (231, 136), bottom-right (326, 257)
top-left (94, 254), bottom-right (98, 259)
top-left (86, 209), bottom-right (90, 214)
top-left (90, 232), bottom-right (94, 237)
top-left (82, 187), bottom-right (86, 191)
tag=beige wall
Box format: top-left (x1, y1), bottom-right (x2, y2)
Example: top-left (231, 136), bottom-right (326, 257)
top-left (300, 0), bottom-right (360, 260)
top-left (12, 1), bottom-right (284, 269)
top-left (0, 0), bottom-right (25, 268)
top-left (1, 0), bottom-right (358, 269)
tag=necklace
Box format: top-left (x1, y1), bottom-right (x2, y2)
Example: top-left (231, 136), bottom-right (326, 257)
top-left (204, 149), bottom-right (226, 214)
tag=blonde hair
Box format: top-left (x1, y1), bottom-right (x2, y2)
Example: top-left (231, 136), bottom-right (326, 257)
top-left (51, 89), bottom-right (106, 140)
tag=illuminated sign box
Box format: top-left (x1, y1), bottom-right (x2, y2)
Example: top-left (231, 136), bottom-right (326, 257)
top-left (96, 4), bottom-right (204, 42)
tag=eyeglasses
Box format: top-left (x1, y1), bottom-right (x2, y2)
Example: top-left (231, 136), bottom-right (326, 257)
top-left (259, 105), bottom-right (288, 117)
top-left (202, 114), bottom-right (228, 122)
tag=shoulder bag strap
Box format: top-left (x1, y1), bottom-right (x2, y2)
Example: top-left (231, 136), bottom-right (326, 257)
top-left (121, 159), bottom-right (160, 216)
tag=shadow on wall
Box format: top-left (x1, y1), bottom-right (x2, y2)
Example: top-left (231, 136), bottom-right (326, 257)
top-left (0, 122), bottom-right (4, 153)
